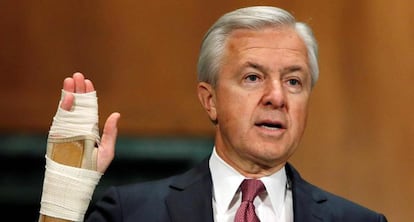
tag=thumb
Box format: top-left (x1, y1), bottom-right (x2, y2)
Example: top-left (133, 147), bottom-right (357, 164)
top-left (97, 112), bottom-right (121, 173)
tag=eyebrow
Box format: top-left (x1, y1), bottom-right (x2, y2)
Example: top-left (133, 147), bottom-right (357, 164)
top-left (242, 62), bottom-right (305, 75)
top-left (242, 61), bottom-right (270, 73)
top-left (279, 65), bottom-right (304, 74)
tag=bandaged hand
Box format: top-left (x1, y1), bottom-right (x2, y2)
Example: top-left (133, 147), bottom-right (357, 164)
top-left (39, 72), bottom-right (120, 222)
top-left (55, 72), bottom-right (120, 173)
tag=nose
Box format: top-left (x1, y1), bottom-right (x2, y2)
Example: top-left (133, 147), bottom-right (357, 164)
top-left (261, 80), bottom-right (286, 109)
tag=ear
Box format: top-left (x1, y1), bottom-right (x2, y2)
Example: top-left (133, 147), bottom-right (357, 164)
top-left (197, 82), bottom-right (217, 124)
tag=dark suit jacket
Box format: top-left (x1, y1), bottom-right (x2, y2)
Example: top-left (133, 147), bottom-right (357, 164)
top-left (86, 158), bottom-right (387, 222)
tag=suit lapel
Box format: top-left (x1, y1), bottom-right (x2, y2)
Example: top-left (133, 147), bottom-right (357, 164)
top-left (286, 163), bottom-right (327, 222)
top-left (165, 158), bottom-right (214, 222)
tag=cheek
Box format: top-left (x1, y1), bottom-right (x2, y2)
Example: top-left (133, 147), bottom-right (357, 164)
top-left (217, 98), bottom-right (244, 124)
top-left (289, 98), bottom-right (310, 130)
top-left (216, 91), bottom-right (254, 130)
top-left (216, 88), bottom-right (244, 115)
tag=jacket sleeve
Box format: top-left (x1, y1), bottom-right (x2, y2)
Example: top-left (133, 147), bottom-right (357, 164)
top-left (85, 186), bottom-right (123, 222)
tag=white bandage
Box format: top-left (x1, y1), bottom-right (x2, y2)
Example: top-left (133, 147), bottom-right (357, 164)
top-left (49, 90), bottom-right (100, 141)
top-left (40, 156), bottom-right (102, 221)
top-left (40, 89), bottom-right (102, 221)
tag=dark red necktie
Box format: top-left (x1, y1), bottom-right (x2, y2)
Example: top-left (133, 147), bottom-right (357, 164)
top-left (234, 179), bottom-right (265, 222)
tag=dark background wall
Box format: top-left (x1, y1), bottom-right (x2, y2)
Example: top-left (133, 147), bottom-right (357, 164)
top-left (1, 1), bottom-right (413, 221)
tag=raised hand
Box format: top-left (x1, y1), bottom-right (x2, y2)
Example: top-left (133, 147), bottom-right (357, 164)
top-left (60, 72), bottom-right (120, 173)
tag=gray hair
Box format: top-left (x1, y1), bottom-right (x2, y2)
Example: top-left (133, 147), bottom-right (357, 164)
top-left (197, 6), bottom-right (319, 87)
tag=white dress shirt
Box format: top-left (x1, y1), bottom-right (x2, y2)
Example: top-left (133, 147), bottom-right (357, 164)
top-left (209, 147), bottom-right (293, 222)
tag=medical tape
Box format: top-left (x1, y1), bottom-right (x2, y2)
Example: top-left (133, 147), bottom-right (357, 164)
top-left (40, 156), bottom-right (102, 221)
top-left (40, 89), bottom-right (101, 221)
top-left (49, 90), bottom-right (100, 142)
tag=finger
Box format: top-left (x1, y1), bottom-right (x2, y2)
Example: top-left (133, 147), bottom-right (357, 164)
top-left (73, 72), bottom-right (86, 93)
top-left (85, 79), bottom-right (95, 92)
top-left (97, 112), bottom-right (121, 173)
top-left (63, 77), bottom-right (75, 93)
top-left (61, 77), bottom-right (75, 110)
top-left (60, 93), bottom-right (75, 111)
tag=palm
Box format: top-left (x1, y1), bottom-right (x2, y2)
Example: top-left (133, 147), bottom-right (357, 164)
top-left (60, 72), bottom-right (120, 173)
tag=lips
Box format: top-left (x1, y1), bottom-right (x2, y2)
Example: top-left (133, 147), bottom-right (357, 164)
top-left (255, 120), bottom-right (286, 130)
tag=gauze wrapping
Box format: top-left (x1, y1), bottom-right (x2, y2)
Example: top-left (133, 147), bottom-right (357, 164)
top-left (40, 156), bottom-right (103, 221)
top-left (49, 90), bottom-right (100, 141)
top-left (40, 89), bottom-right (102, 221)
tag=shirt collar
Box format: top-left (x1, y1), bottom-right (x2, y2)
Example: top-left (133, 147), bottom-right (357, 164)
top-left (261, 167), bottom-right (288, 216)
top-left (209, 147), bottom-right (288, 216)
top-left (209, 147), bottom-right (245, 214)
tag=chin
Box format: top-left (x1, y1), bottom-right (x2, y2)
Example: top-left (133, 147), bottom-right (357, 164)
top-left (255, 146), bottom-right (291, 162)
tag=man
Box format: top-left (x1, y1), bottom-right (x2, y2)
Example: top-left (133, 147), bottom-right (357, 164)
top-left (39, 6), bottom-right (387, 222)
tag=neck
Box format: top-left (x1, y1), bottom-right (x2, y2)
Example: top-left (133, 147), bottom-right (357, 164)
top-left (215, 147), bottom-right (286, 178)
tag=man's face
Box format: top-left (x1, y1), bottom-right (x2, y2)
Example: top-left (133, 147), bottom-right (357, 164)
top-left (198, 27), bottom-right (312, 176)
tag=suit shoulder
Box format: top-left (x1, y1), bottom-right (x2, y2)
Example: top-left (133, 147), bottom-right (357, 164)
top-left (317, 186), bottom-right (387, 221)
top-left (86, 160), bottom-right (211, 221)
top-left (109, 158), bottom-right (210, 204)
top-left (87, 175), bottom-right (181, 221)
top-left (286, 163), bottom-right (387, 221)
top-left (115, 175), bottom-right (178, 201)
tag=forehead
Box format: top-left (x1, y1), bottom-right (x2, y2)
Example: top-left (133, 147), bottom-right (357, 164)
top-left (225, 27), bottom-right (307, 56)
top-left (220, 27), bottom-right (309, 74)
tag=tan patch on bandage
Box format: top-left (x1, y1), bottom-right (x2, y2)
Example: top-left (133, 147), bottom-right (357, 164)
top-left (47, 135), bottom-right (97, 171)
top-left (52, 140), bottom-right (84, 167)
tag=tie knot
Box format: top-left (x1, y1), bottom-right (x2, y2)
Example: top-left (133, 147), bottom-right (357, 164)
top-left (240, 179), bottom-right (265, 202)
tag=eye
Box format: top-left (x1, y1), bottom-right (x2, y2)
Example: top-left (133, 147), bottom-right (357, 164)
top-left (245, 74), bottom-right (260, 82)
top-left (287, 79), bottom-right (301, 86)
top-left (285, 78), bottom-right (304, 93)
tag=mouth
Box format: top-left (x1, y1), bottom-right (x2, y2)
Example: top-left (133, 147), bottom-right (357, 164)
top-left (255, 120), bottom-right (286, 130)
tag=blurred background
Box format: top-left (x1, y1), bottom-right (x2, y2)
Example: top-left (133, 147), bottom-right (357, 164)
top-left (1, 0), bottom-right (413, 221)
